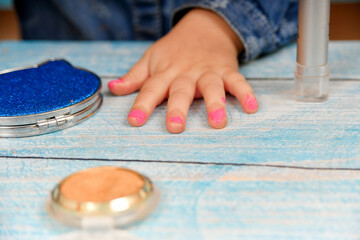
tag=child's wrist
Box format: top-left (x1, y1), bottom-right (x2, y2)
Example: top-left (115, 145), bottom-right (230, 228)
top-left (180, 8), bottom-right (244, 54)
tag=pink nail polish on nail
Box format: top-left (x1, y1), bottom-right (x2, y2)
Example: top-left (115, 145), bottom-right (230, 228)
top-left (209, 108), bottom-right (226, 124)
top-left (221, 97), bottom-right (226, 103)
top-left (170, 116), bottom-right (183, 124)
top-left (128, 109), bottom-right (146, 124)
top-left (108, 78), bottom-right (124, 89)
top-left (245, 94), bottom-right (258, 110)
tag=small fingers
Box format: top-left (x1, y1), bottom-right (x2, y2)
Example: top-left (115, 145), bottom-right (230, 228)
top-left (166, 76), bottom-right (196, 134)
top-left (197, 72), bottom-right (227, 129)
top-left (108, 52), bottom-right (150, 95)
top-left (128, 72), bottom-right (171, 127)
top-left (223, 71), bottom-right (258, 113)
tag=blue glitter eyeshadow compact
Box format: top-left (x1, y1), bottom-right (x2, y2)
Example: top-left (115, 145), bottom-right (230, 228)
top-left (0, 59), bottom-right (102, 137)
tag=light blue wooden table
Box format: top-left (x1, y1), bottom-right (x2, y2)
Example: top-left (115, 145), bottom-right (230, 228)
top-left (0, 41), bottom-right (360, 240)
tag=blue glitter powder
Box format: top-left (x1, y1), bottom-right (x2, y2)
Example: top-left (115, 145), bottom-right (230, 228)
top-left (0, 59), bottom-right (101, 117)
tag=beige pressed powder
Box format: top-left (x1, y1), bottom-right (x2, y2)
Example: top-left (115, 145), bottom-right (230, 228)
top-left (48, 166), bottom-right (159, 229)
top-left (60, 166), bottom-right (145, 202)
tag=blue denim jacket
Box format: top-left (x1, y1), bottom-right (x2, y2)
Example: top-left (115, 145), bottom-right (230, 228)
top-left (15, 0), bottom-right (298, 62)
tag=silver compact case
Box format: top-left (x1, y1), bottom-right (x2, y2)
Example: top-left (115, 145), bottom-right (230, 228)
top-left (0, 59), bottom-right (102, 137)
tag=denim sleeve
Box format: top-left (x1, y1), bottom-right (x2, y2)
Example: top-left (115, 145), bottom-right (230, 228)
top-left (172, 0), bottom-right (298, 62)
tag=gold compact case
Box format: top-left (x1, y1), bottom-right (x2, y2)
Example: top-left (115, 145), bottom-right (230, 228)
top-left (47, 166), bottom-right (159, 230)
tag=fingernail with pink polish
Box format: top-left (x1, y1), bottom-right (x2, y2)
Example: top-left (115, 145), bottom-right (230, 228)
top-left (221, 97), bottom-right (226, 103)
top-left (108, 78), bottom-right (124, 89)
top-left (128, 109), bottom-right (146, 124)
top-left (209, 108), bottom-right (226, 124)
top-left (245, 94), bottom-right (258, 110)
top-left (170, 116), bottom-right (183, 124)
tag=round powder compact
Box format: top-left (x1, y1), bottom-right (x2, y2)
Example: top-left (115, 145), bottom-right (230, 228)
top-left (48, 166), bottom-right (159, 232)
top-left (0, 59), bottom-right (102, 137)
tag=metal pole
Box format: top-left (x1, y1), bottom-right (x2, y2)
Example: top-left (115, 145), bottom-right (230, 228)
top-left (295, 0), bottom-right (330, 102)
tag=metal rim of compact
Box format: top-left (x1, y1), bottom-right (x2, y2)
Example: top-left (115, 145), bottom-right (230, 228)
top-left (0, 59), bottom-right (102, 137)
top-left (47, 166), bottom-right (159, 228)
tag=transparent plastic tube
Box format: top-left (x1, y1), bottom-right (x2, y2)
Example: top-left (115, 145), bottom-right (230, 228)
top-left (295, 0), bottom-right (330, 102)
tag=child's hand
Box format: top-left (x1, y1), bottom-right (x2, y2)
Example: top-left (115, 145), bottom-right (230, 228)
top-left (108, 9), bottom-right (258, 133)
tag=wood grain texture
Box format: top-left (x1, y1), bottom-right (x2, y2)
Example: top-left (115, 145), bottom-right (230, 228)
top-left (1, 79), bottom-right (359, 168)
top-left (0, 41), bottom-right (360, 240)
top-left (1, 158), bottom-right (360, 240)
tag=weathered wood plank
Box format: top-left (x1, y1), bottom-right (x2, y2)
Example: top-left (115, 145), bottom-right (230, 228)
top-left (1, 79), bottom-right (359, 168)
top-left (0, 41), bottom-right (359, 79)
top-left (1, 158), bottom-right (360, 240)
